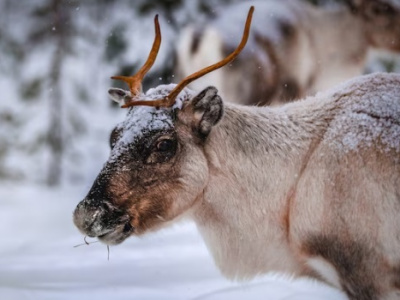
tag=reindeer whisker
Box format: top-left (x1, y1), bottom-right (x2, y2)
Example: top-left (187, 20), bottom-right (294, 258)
top-left (73, 236), bottom-right (99, 248)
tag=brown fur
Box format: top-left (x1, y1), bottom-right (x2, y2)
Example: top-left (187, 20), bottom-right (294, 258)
top-left (304, 235), bottom-right (381, 300)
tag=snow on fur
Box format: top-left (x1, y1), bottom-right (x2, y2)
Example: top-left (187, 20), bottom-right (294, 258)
top-left (323, 73), bottom-right (400, 153)
top-left (109, 84), bottom-right (195, 163)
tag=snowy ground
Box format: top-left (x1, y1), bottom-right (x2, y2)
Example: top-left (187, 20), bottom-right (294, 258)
top-left (0, 183), bottom-right (347, 300)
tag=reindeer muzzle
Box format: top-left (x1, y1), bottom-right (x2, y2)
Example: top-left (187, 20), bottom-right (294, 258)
top-left (73, 198), bottom-right (133, 245)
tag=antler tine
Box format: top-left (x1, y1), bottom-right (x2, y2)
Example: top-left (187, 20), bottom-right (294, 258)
top-left (122, 6), bottom-right (254, 109)
top-left (111, 15), bottom-right (161, 97)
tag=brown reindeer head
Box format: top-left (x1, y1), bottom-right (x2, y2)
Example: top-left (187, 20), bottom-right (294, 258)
top-left (346, 0), bottom-right (400, 51)
top-left (73, 7), bottom-right (254, 245)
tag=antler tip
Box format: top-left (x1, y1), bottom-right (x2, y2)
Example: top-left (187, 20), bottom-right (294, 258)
top-left (249, 6), bottom-right (254, 17)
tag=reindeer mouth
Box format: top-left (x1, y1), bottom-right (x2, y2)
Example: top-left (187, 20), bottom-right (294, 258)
top-left (97, 222), bottom-right (134, 245)
top-left (73, 200), bottom-right (134, 245)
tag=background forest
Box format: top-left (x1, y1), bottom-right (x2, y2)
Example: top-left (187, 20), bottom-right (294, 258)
top-left (1, 0), bottom-right (399, 187)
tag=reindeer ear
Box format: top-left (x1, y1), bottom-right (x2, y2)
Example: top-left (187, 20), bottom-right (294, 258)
top-left (108, 88), bottom-right (131, 106)
top-left (185, 86), bottom-right (224, 138)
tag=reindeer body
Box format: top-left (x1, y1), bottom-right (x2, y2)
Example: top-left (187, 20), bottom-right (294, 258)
top-left (75, 72), bottom-right (400, 300)
top-left (176, 0), bottom-right (400, 105)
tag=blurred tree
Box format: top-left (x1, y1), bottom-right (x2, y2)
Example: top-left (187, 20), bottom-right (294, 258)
top-left (0, 0), bottom-right (27, 180)
top-left (28, 0), bottom-right (77, 185)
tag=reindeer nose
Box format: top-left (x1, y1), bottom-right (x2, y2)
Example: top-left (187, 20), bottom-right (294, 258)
top-left (73, 199), bottom-right (111, 237)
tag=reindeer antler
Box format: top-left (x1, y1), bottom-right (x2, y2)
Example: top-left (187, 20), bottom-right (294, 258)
top-left (120, 6), bottom-right (254, 109)
top-left (111, 15), bottom-right (161, 98)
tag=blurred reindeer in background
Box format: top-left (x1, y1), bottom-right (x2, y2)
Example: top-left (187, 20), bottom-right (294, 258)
top-left (176, 0), bottom-right (400, 105)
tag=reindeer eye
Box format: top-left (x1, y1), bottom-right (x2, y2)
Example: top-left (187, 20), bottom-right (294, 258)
top-left (146, 137), bottom-right (177, 164)
top-left (156, 139), bottom-right (174, 152)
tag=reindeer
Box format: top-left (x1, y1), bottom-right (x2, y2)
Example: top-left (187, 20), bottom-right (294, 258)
top-left (74, 7), bottom-right (400, 300)
top-left (175, 0), bottom-right (400, 106)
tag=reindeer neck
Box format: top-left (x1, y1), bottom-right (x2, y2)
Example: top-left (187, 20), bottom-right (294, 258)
top-left (192, 100), bottom-right (332, 279)
top-left (202, 101), bottom-right (332, 208)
